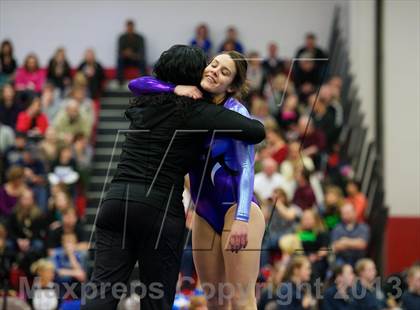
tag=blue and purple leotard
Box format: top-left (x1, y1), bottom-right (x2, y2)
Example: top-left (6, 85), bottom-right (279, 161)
top-left (129, 77), bottom-right (258, 234)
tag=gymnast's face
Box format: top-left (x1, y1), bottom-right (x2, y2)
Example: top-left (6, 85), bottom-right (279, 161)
top-left (200, 54), bottom-right (236, 96)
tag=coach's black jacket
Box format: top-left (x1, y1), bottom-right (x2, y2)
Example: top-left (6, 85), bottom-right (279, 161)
top-left (105, 93), bottom-right (265, 216)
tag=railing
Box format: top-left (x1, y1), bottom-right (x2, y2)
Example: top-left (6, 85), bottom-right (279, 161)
top-left (327, 6), bottom-right (388, 274)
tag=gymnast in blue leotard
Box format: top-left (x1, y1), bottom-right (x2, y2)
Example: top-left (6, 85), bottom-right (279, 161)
top-left (129, 51), bottom-right (265, 308)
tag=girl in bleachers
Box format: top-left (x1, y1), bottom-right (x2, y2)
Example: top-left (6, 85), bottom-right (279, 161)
top-left (15, 53), bottom-right (46, 94)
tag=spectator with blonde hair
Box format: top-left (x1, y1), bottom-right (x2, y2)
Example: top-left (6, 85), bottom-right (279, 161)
top-left (38, 127), bottom-right (60, 169)
top-left (401, 264), bottom-right (420, 310)
top-left (30, 259), bottom-right (58, 310)
top-left (77, 48), bottom-right (105, 98)
top-left (354, 258), bottom-right (387, 309)
top-left (7, 189), bottom-right (45, 275)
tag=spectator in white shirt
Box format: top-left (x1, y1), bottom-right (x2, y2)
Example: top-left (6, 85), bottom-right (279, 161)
top-left (254, 157), bottom-right (292, 202)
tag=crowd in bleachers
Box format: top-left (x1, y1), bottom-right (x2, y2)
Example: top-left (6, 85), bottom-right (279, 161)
top-left (0, 32), bottom-right (101, 310)
top-left (0, 20), bottom-right (419, 310)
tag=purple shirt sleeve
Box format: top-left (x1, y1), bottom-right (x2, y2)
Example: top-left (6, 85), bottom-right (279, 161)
top-left (128, 76), bottom-right (175, 96)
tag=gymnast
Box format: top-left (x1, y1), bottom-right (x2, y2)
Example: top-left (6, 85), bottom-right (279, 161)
top-left (129, 51), bottom-right (266, 309)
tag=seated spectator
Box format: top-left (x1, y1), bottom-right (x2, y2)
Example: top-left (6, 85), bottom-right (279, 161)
top-left (47, 47), bottom-right (71, 93)
top-left (322, 264), bottom-right (357, 310)
top-left (280, 141), bottom-right (315, 182)
top-left (0, 40), bottom-right (17, 80)
top-left (292, 169), bottom-right (316, 211)
top-left (265, 126), bottom-right (289, 165)
top-left (45, 190), bottom-right (74, 230)
top-left (0, 166), bottom-right (26, 219)
top-left (277, 94), bottom-right (300, 133)
top-left (3, 132), bottom-right (27, 170)
top-left (254, 157), bottom-right (290, 202)
top-left (401, 264), bottom-right (420, 310)
top-left (117, 19), bottom-right (146, 85)
top-left (323, 185), bottom-right (345, 231)
top-left (46, 207), bottom-right (88, 255)
top-left (297, 115), bottom-right (327, 169)
top-left (18, 145), bottom-right (48, 210)
top-left (293, 58), bottom-right (320, 102)
top-left (354, 258), bottom-right (387, 309)
top-left (345, 180), bottom-right (368, 223)
top-left (260, 188), bottom-right (301, 267)
top-left (219, 26), bottom-right (244, 53)
top-left (14, 53), bottom-right (46, 94)
top-left (297, 209), bottom-right (329, 281)
top-left (72, 133), bottom-right (92, 188)
top-left (0, 120), bottom-right (14, 154)
top-left (40, 82), bottom-right (62, 122)
top-left (331, 203), bottom-right (370, 266)
top-left (77, 48), bottom-right (105, 98)
top-left (249, 95), bottom-right (274, 123)
top-left (275, 255), bottom-right (316, 309)
top-left (30, 259), bottom-right (59, 310)
top-left (325, 143), bottom-right (353, 189)
top-left (48, 146), bottom-right (79, 188)
top-left (38, 127), bottom-right (60, 169)
top-left (7, 189), bottom-right (45, 275)
top-left (247, 51), bottom-right (264, 94)
top-left (0, 83), bottom-right (23, 128)
top-left (263, 73), bottom-right (295, 117)
top-left (53, 99), bottom-right (92, 143)
top-left (295, 33), bottom-right (327, 80)
top-left (50, 232), bottom-right (87, 284)
top-left (68, 86), bottom-right (95, 130)
top-left (327, 76), bottom-right (344, 128)
top-left (308, 93), bottom-right (338, 150)
top-left (190, 23), bottom-right (212, 58)
top-left (319, 83), bottom-right (343, 129)
top-left (15, 96), bottom-right (49, 137)
top-left (262, 42), bottom-right (285, 79)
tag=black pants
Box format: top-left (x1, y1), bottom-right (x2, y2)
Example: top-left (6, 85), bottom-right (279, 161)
top-left (81, 199), bottom-right (186, 310)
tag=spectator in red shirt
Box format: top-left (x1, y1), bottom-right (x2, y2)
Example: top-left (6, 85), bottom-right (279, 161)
top-left (292, 168), bottom-right (317, 210)
top-left (345, 180), bottom-right (368, 223)
top-left (16, 96), bottom-right (49, 136)
top-left (265, 125), bottom-right (289, 165)
top-left (298, 114), bottom-right (326, 170)
top-left (14, 53), bottom-right (46, 93)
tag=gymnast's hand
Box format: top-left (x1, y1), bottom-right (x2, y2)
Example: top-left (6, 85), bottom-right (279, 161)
top-left (226, 220), bottom-right (249, 253)
top-left (174, 85), bottom-right (203, 99)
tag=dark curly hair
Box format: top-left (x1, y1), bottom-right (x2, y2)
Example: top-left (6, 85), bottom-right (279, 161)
top-left (153, 45), bottom-right (207, 86)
